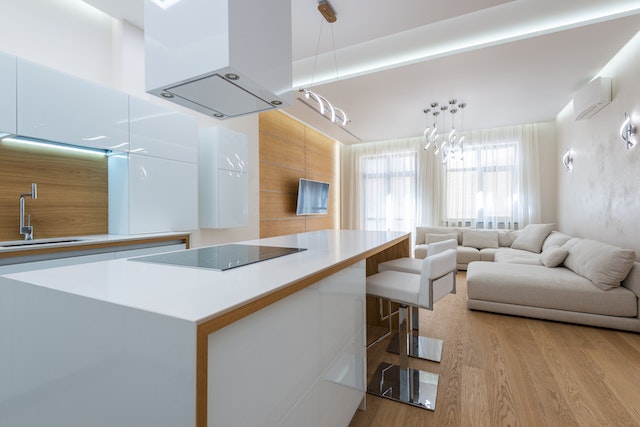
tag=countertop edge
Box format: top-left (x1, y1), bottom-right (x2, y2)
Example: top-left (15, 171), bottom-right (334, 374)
top-left (0, 232), bottom-right (191, 259)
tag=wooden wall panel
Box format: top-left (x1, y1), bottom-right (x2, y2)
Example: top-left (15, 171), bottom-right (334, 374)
top-left (259, 132), bottom-right (306, 170)
top-left (306, 149), bottom-right (335, 179)
top-left (259, 111), bottom-right (339, 238)
top-left (260, 191), bottom-right (298, 220)
top-left (260, 219), bottom-right (306, 238)
top-left (306, 127), bottom-right (335, 159)
top-left (305, 215), bottom-right (334, 232)
top-left (259, 110), bottom-right (305, 144)
top-left (0, 143), bottom-right (108, 241)
top-left (260, 162), bottom-right (301, 193)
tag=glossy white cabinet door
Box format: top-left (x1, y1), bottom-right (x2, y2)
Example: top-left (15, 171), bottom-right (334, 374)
top-left (207, 261), bottom-right (366, 426)
top-left (129, 96), bottom-right (197, 163)
top-left (216, 170), bottom-right (248, 228)
top-left (128, 154), bottom-right (197, 234)
top-left (216, 127), bottom-right (248, 172)
top-left (109, 154), bottom-right (197, 234)
top-left (17, 59), bottom-right (129, 151)
top-left (0, 279), bottom-right (196, 427)
top-left (0, 52), bottom-right (16, 135)
top-left (199, 127), bottom-right (249, 228)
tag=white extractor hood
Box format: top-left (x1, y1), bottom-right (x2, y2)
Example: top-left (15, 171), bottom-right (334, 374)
top-left (144, 0), bottom-right (292, 119)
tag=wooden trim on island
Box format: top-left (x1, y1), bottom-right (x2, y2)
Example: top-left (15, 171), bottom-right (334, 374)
top-left (194, 233), bottom-right (410, 427)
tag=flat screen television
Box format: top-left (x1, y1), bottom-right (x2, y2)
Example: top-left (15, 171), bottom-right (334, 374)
top-left (296, 178), bottom-right (329, 215)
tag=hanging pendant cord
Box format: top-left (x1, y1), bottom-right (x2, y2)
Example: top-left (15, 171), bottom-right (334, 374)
top-left (310, 16), bottom-right (324, 88)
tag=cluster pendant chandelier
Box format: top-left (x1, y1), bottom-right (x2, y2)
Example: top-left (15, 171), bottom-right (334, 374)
top-left (423, 100), bottom-right (467, 163)
top-left (298, 0), bottom-right (349, 127)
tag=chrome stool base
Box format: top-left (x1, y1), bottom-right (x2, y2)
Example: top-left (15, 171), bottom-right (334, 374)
top-left (367, 362), bottom-right (438, 411)
top-left (386, 332), bottom-right (444, 362)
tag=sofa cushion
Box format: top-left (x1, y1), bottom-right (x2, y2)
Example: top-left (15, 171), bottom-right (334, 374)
top-left (462, 230), bottom-right (499, 249)
top-left (498, 230), bottom-right (520, 247)
top-left (542, 231), bottom-right (573, 252)
top-left (426, 232), bottom-right (458, 245)
top-left (479, 248), bottom-right (499, 261)
top-left (511, 224), bottom-right (554, 253)
top-left (563, 239), bottom-right (636, 291)
top-left (457, 246), bottom-right (481, 265)
top-left (467, 262), bottom-right (638, 317)
top-left (541, 246), bottom-right (569, 268)
top-left (494, 248), bottom-right (543, 265)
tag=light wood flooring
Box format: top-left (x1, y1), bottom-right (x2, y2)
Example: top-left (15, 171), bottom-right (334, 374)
top-left (350, 272), bottom-right (640, 427)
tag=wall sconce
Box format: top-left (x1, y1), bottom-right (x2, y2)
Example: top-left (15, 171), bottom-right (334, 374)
top-left (620, 112), bottom-right (636, 149)
top-left (562, 150), bottom-right (573, 172)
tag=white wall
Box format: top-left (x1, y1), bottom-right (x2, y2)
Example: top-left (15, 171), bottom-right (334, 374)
top-left (1, 0), bottom-right (260, 248)
top-left (536, 122), bottom-right (558, 224)
top-left (556, 29), bottom-right (640, 256)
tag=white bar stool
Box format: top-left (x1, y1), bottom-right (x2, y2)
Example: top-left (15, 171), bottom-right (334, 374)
top-left (376, 239), bottom-right (457, 362)
top-left (366, 248), bottom-right (457, 410)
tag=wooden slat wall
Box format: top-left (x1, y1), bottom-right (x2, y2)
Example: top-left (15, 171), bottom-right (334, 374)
top-left (0, 142), bottom-right (108, 241)
top-left (259, 111), bottom-right (339, 238)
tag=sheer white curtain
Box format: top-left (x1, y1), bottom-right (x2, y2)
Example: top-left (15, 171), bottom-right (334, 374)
top-left (443, 124), bottom-right (541, 229)
top-left (341, 137), bottom-right (443, 231)
top-left (341, 124), bottom-right (541, 232)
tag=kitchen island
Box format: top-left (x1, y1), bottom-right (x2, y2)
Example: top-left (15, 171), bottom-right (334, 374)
top-left (0, 229), bottom-right (409, 427)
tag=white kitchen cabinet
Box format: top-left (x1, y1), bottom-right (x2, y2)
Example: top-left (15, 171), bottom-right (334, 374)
top-left (216, 169), bottom-right (249, 228)
top-left (208, 260), bottom-right (366, 427)
top-left (0, 52), bottom-right (16, 135)
top-left (129, 96), bottom-right (197, 163)
top-left (199, 127), bottom-right (248, 228)
top-left (16, 59), bottom-right (128, 151)
top-left (109, 153), bottom-right (197, 234)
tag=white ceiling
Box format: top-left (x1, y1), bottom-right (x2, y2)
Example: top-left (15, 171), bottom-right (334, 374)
top-left (82, 0), bottom-right (640, 144)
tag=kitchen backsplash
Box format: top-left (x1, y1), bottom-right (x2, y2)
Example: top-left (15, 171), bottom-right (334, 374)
top-left (0, 142), bottom-right (108, 241)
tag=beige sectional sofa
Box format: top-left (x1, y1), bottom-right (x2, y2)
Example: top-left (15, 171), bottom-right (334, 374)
top-left (414, 225), bottom-right (520, 270)
top-left (415, 224), bottom-right (640, 332)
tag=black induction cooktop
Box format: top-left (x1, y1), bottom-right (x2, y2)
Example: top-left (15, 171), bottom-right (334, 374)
top-left (128, 244), bottom-right (307, 271)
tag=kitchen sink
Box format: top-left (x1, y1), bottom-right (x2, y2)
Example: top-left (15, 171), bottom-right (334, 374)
top-left (0, 238), bottom-right (88, 248)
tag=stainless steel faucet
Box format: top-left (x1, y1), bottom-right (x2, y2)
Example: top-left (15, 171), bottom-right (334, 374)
top-left (19, 183), bottom-right (38, 240)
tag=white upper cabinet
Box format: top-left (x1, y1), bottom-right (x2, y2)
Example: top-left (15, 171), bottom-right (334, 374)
top-left (216, 128), bottom-right (248, 172)
top-left (0, 52), bottom-right (17, 135)
top-left (199, 127), bottom-right (248, 228)
top-left (17, 59), bottom-right (129, 151)
top-left (129, 96), bottom-right (197, 163)
top-left (109, 153), bottom-right (197, 234)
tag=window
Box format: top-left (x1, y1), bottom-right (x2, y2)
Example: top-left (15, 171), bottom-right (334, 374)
top-left (361, 152), bottom-right (417, 231)
top-left (444, 141), bottom-right (519, 229)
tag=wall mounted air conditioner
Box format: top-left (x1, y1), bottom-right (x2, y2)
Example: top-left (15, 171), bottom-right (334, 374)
top-left (573, 76), bottom-right (611, 120)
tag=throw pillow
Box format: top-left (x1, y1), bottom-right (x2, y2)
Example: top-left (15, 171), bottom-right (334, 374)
top-left (424, 226), bottom-right (462, 244)
top-left (511, 224), bottom-right (554, 253)
top-left (498, 230), bottom-right (520, 247)
top-left (541, 246), bottom-right (569, 268)
top-left (563, 239), bottom-right (636, 290)
top-left (426, 233), bottom-right (458, 244)
top-left (462, 230), bottom-right (499, 249)
top-left (542, 231), bottom-right (573, 252)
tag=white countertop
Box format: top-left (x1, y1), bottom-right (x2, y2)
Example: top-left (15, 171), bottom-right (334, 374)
top-left (2, 230), bottom-right (407, 323)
